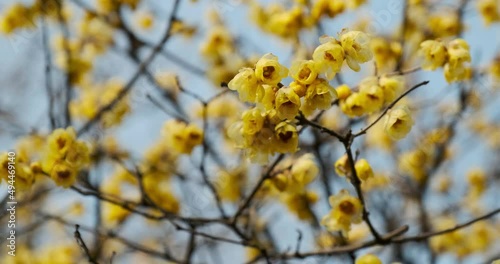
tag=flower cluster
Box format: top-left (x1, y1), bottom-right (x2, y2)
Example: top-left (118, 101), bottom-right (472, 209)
top-left (41, 127), bottom-right (90, 188)
top-left (339, 75), bottom-right (405, 117)
top-left (228, 108), bottom-right (299, 163)
top-left (70, 78), bottom-right (130, 128)
top-left (250, 1), bottom-right (367, 40)
top-left (162, 120), bottom-right (203, 155)
top-left (419, 39), bottom-right (472, 83)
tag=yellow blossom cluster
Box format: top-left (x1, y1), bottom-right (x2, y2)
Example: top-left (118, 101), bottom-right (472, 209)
top-left (250, 1), bottom-right (366, 40)
top-left (41, 127), bottom-right (90, 188)
top-left (200, 13), bottom-right (249, 86)
top-left (162, 120), bottom-right (203, 155)
top-left (340, 75), bottom-right (406, 117)
top-left (0, 0), bottom-right (68, 34)
top-left (228, 108), bottom-right (299, 163)
top-left (321, 189), bottom-right (363, 236)
top-left (334, 154), bottom-right (375, 182)
top-left (419, 39), bottom-right (472, 83)
top-left (215, 167), bottom-right (247, 202)
top-left (96, 0), bottom-right (141, 13)
top-left (70, 78), bottom-right (130, 128)
top-left (430, 218), bottom-right (497, 258)
top-left (370, 37), bottom-right (402, 73)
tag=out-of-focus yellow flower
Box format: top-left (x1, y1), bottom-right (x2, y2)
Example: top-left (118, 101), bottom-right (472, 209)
top-left (335, 154), bottom-right (351, 177)
top-left (275, 87), bottom-right (301, 120)
top-left (428, 13), bottom-right (461, 37)
top-left (282, 191), bottom-right (319, 220)
top-left (310, 0), bottom-right (345, 23)
top-left (135, 11), bottom-right (154, 30)
top-left (355, 254), bottom-right (382, 264)
top-left (336, 84), bottom-right (352, 100)
top-left (467, 168), bottom-right (486, 198)
top-left (379, 75), bottom-right (404, 103)
top-left (399, 148), bottom-right (432, 184)
top-left (50, 160), bottom-right (77, 188)
top-left (321, 189), bottom-right (363, 235)
top-left (384, 105), bottom-right (414, 140)
top-left (290, 60), bottom-right (319, 84)
top-left (355, 159), bottom-right (374, 181)
top-left (444, 39), bottom-right (471, 83)
top-left (216, 168), bottom-right (246, 202)
top-left (0, 3), bottom-right (36, 34)
top-left (42, 127), bottom-right (90, 188)
top-left (313, 37), bottom-right (345, 79)
top-left (370, 37), bottom-right (402, 73)
top-left (289, 154), bottom-right (318, 190)
top-left (104, 202), bottom-right (131, 224)
top-left (359, 77), bottom-right (385, 113)
top-left (255, 53), bottom-right (289, 85)
top-left (155, 71), bottom-right (180, 98)
top-left (477, 0), bottom-right (500, 25)
top-left (162, 120), bottom-right (203, 155)
top-left (419, 40), bottom-right (448, 70)
top-left (143, 178), bottom-right (180, 213)
top-left (340, 30), bottom-right (373, 72)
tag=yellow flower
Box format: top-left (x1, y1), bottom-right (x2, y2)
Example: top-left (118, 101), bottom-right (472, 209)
top-left (340, 30), bottom-right (373, 71)
top-left (254, 53), bottom-right (289, 85)
top-left (321, 189), bottom-right (363, 235)
top-left (419, 40), bottom-right (448, 70)
top-left (444, 39), bottom-right (471, 83)
top-left (384, 105), bottom-right (414, 140)
top-left (355, 254), bottom-right (382, 264)
top-left (290, 81), bottom-right (307, 97)
top-left (144, 178), bottom-right (180, 213)
top-left (47, 127), bottom-right (77, 159)
top-left (359, 77), bottom-right (385, 113)
top-left (290, 60), bottom-right (319, 84)
top-left (467, 168), bottom-right (486, 198)
top-left (398, 148), bottom-right (431, 184)
top-left (428, 13), bottom-right (461, 37)
top-left (379, 76), bottom-right (404, 103)
top-left (275, 87), bottom-right (301, 120)
top-left (370, 37), bottom-right (402, 72)
top-left (477, 0), bottom-right (500, 25)
top-left (135, 11), bottom-right (154, 30)
top-left (310, 0), bottom-right (345, 23)
top-left (336, 84), bottom-right (352, 100)
top-left (340, 92), bottom-right (367, 117)
top-left (301, 78), bottom-right (337, 116)
top-left (155, 71), bottom-right (180, 98)
top-left (162, 120), bottom-right (203, 154)
top-left (355, 159), bottom-right (374, 181)
top-left (50, 161), bottom-right (77, 188)
top-left (290, 154), bottom-right (318, 188)
top-left (312, 37), bottom-right (345, 79)
top-left (241, 108), bottom-right (265, 135)
top-left (490, 56), bottom-right (500, 80)
top-left (0, 3), bottom-right (36, 34)
top-left (334, 154), bottom-right (351, 177)
top-left (216, 168), bottom-right (246, 202)
top-left (104, 202), bottom-right (130, 224)
top-left (228, 68), bottom-right (263, 103)
top-left (282, 191), bottom-right (319, 220)
top-left (274, 121), bottom-right (299, 153)
top-left (15, 163), bottom-right (34, 191)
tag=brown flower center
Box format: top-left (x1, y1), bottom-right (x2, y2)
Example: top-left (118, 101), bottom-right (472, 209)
top-left (339, 200), bottom-right (355, 215)
top-left (263, 66), bottom-right (275, 78)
